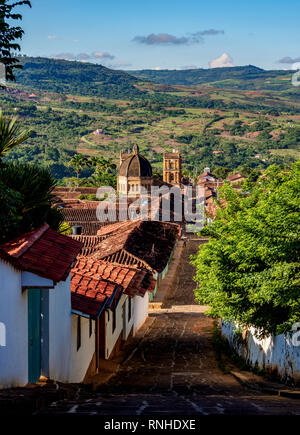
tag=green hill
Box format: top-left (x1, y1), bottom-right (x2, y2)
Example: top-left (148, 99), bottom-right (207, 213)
top-left (0, 57), bottom-right (298, 180)
top-left (14, 57), bottom-right (145, 99)
top-left (127, 65), bottom-right (294, 90)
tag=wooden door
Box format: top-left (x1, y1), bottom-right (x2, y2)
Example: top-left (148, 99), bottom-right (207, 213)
top-left (28, 289), bottom-right (41, 383)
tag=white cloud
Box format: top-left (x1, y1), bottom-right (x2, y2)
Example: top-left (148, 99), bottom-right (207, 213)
top-left (50, 53), bottom-right (76, 60)
top-left (77, 53), bottom-right (91, 60)
top-left (47, 35), bottom-right (80, 43)
top-left (133, 29), bottom-right (224, 45)
top-left (92, 51), bottom-right (115, 60)
top-left (179, 65), bottom-right (197, 70)
top-left (49, 51), bottom-right (115, 62)
top-left (107, 62), bottom-right (132, 69)
top-left (292, 62), bottom-right (300, 71)
top-left (209, 53), bottom-right (234, 68)
top-left (278, 56), bottom-right (300, 64)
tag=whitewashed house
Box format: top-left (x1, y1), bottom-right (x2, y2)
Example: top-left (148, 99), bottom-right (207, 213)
top-left (0, 224), bottom-right (82, 389)
top-left (69, 257), bottom-right (155, 382)
top-left (67, 219), bottom-right (180, 383)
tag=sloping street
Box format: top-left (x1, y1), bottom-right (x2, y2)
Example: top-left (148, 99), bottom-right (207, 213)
top-left (39, 236), bottom-right (300, 415)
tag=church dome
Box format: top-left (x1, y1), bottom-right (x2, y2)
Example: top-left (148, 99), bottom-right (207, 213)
top-left (119, 145), bottom-right (152, 178)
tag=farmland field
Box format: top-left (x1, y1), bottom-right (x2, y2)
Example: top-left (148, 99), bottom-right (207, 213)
top-left (0, 57), bottom-right (299, 181)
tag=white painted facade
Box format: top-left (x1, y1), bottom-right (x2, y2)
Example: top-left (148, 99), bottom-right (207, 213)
top-left (0, 260), bottom-right (28, 389)
top-left (105, 294), bottom-right (133, 359)
top-left (222, 321), bottom-right (300, 383)
top-left (0, 253), bottom-right (152, 387)
top-left (133, 292), bottom-right (149, 334)
top-left (49, 277), bottom-right (72, 383)
top-left (0, 258), bottom-right (74, 389)
top-left (69, 314), bottom-right (95, 382)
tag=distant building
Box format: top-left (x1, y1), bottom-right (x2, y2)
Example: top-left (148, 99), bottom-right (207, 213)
top-left (226, 173), bottom-right (246, 184)
top-left (118, 145), bottom-right (153, 196)
top-left (163, 151), bottom-right (181, 185)
top-left (198, 169), bottom-right (218, 185)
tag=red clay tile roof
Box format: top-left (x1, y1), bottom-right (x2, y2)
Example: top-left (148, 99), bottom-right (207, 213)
top-left (97, 220), bottom-right (139, 237)
top-left (73, 257), bottom-right (156, 297)
top-left (71, 293), bottom-right (105, 318)
top-left (198, 171), bottom-right (217, 180)
top-left (0, 224), bottom-right (82, 282)
top-left (204, 187), bottom-right (217, 199)
top-left (70, 235), bottom-right (108, 256)
top-left (71, 269), bottom-right (123, 317)
top-left (93, 220), bottom-right (181, 273)
top-left (62, 208), bottom-right (99, 222)
top-left (226, 173), bottom-right (245, 182)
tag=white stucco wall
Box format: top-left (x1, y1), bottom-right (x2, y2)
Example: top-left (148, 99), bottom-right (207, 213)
top-left (133, 292), bottom-right (149, 334)
top-left (105, 294), bottom-right (133, 359)
top-left (49, 276), bottom-right (72, 383)
top-left (123, 296), bottom-right (134, 341)
top-left (0, 260), bottom-right (28, 389)
top-left (222, 321), bottom-right (300, 383)
top-left (70, 314), bottom-right (95, 382)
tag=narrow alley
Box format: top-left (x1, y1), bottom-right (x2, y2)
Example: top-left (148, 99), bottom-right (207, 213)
top-left (39, 236), bottom-right (300, 415)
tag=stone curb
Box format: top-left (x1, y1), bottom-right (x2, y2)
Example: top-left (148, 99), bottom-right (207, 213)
top-left (230, 371), bottom-right (300, 399)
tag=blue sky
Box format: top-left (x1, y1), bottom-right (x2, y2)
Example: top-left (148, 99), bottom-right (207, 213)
top-left (19, 0), bottom-right (300, 70)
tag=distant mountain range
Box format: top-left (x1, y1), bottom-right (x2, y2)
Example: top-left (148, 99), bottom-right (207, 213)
top-left (127, 65), bottom-right (294, 90)
top-left (11, 57), bottom-right (297, 97)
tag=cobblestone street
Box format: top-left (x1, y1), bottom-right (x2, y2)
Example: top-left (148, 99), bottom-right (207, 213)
top-left (39, 237), bottom-right (300, 415)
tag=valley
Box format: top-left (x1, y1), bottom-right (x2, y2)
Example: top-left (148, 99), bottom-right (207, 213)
top-left (0, 57), bottom-right (299, 182)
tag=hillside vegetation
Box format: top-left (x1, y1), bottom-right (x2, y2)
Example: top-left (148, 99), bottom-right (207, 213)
top-left (128, 65), bottom-right (295, 90)
top-left (0, 57), bottom-right (299, 182)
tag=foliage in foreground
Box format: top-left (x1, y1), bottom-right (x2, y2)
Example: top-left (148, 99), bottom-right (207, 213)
top-left (0, 0), bottom-right (31, 81)
top-left (193, 162), bottom-right (300, 337)
top-left (0, 163), bottom-right (63, 242)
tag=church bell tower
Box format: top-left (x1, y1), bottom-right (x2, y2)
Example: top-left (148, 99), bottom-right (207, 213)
top-left (163, 151), bottom-right (181, 185)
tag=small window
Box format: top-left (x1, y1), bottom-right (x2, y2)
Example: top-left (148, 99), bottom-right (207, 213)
top-left (112, 309), bottom-right (116, 333)
top-left (77, 315), bottom-right (81, 351)
top-left (128, 297), bottom-right (132, 322)
top-left (89, 318), bottom-right (93, 337)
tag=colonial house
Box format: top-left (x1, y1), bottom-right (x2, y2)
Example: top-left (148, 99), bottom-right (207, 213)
top-left (0, 224), bottom-right (82, 388)
top-left (198, 168), bottom-right (218, 185)
top-left (69, 257), bottom-right (155, 382)
top-left (67, 219), bottom-right (180, 382)
top-left (226, 173), bottom-right (246, 185)
top-left (94, 220), bottom-right (181, 301)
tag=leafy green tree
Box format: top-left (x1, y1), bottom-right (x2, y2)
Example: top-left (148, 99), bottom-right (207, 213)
top-left (213, 167), bottom-right (230, 180)
top-left (87, 171), bottom-right (117, 189)
top-left (238, 164), bottom-right (260, 182)
top-left (68, 153), bottom-right (90, 184)
top-left (0, 109), bottom-right (31, 161)
top-left (193, 163), bottom-right (300, 337)
top-left (0, 0), bottom-right (32, 81)
top-left (0, 180), bottom-right (22, 242)
top-left (0, 163), bottom-right (63, 241)
top-left (89, 156), bottom-right (116, 174)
